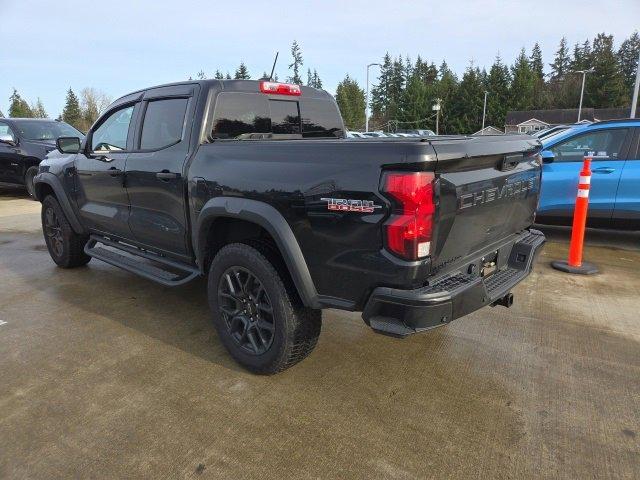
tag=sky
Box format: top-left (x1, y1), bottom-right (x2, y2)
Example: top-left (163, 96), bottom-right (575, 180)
top-left (1, 0), bottom-right (638, 117)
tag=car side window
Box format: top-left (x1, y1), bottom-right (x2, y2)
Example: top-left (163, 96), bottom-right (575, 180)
top-left (91, 105), bottom-right (135, 152)
top-left (550, 128), bottom-right (628, 162)
top-left (140, 98), bottom-right (189, 150)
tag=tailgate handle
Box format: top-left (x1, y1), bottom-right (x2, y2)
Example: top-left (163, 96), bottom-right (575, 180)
top-left (499, 154), bottom-right (520, 172)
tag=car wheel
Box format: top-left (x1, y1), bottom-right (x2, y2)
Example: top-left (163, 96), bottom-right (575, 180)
top-left (41, 195), bottom-right (91, 268)
top-left (24, 166), bottom-right (39, 199)
top-left (208, 243), bottom-right (321, 374)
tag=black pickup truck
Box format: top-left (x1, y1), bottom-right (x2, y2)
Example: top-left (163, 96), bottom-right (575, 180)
top-left (34, 79), bottom-right (545, 374)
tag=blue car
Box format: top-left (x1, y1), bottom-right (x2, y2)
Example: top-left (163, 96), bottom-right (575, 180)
top-left (537, 119), bottom-right (640, 229)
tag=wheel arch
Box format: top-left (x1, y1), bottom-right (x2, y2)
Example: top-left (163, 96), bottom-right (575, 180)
top-left (195, 197), bottom-right (320, 309)
top-left (33, 172), bottom-right (86, 234)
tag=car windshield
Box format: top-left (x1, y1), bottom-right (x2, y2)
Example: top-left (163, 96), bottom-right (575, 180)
top-left (11, 121), bottom-right (84, 141)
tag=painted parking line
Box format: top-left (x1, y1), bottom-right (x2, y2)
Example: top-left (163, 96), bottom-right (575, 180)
top-left (0, 320), bottom-right (7, 326)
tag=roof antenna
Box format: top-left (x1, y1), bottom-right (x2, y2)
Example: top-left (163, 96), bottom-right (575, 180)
top-left (269, 51), bottom-right (279, 81)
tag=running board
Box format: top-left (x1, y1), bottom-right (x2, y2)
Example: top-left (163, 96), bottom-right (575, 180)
top-left (84, 235), bottom-right (201, 287)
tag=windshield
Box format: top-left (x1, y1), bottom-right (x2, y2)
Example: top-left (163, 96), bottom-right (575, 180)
top-left (12, 121), bottom-right (84, 141)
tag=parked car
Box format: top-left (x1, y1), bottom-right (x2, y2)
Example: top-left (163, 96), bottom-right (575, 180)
top-left (537, 119), bottom-right (640, 229)
top-left (0, 118), bottom-right (84, 197)
top-left (398, 129), bottom-right (436, 136)
top-left (531, 125), bottom-right (570, 140)
top-left (34, 79), bottom-right (544, 374)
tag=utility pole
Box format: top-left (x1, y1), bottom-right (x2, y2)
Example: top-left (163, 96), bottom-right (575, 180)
top-left (481, 91), bottom-right (488, 132)
top-left (433, 99), bottom-right (441, 135)
top-left (365, 63), bottom-right (381, 132)
top-left (574, 68), bottom-right (594, 122)
top-left (631, 50), bottom-right (640, 119)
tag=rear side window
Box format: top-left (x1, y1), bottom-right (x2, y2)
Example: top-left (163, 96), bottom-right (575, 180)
top-left (301, 99), bottom-right (343, 138)
top-left (140, 98), bottom-right (189, 150)
top-left (211, 93), bottom-right (270, 139)
top-left (210, 92), bottom-right (343, 140)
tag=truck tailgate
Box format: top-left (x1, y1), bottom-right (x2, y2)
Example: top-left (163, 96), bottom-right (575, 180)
top-left (429, 136), bottom-right (541, 275)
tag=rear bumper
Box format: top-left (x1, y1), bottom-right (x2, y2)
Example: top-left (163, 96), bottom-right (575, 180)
top-left (362, 229), bottom-right (545, 336)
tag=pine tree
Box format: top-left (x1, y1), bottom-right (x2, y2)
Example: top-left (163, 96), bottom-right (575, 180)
top-left (31, 98), bottom-right (47, 118)
top-left (225, 72), bottom-right (232, 79)
top-left (435, 61), bottom-right (458, 134)
top-left (370, 53), bottom-right (393, 117)
top-left (449, 63), bottom-right (484, 133)
top-left (307, 69), bottom-right (322, 88)
top-left (234, 62), bottom-right (251, 79)
top-left (510, 48), bottom-right (536, 111)
top-left (398, 72), bottom-right (434, 131)
top-left (571, 40), bottom-right (592, 71)
top-left (617, 31), bottom-right (640, 94)
top-left (486, 55), bottom-right (511, 129)
top-left (335, 75), bottom-right (366, 130)
top-left (61, 88), bottom-right (82, 129)
top-left (287, 40), bottom-right (304, 84)
top-left (530, 43), bottom-right (544, 80)
top-left (214, 70), bottom-right (224, 80)
top-left (196, 70), bottom-right (207, 80)
top-left (588, 33), bottom-right (627, 108)
top-left (8, 89), bottom-right (32, 118)
top-left (550, 37), bottom-right (571, 79)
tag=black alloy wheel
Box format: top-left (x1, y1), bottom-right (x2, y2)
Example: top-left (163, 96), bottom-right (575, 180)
top-left (44, 205), bottom-right (64, 258)
top-left (218, 266), bottom-right (275, 355)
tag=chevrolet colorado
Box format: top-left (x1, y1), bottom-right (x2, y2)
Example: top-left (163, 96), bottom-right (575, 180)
top-left (34, 79), bottom-right (545, 374)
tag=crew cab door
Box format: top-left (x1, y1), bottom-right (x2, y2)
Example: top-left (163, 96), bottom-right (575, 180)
top-left (613, 127), bottom-right (640, 227)
top-left (0, 121), bottom-right (22, 183)
top-left (538, 127), bottom-right (631, 224)
top-left (124, 85), bottom-right (196, 257)
top-left (75, 103), bottom-right (138, 239)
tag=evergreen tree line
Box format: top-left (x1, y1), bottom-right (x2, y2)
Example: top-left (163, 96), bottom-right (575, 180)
top-left (3, 87), bottom-right (112, 133)
top-left (192, 40), bottom-right (323, 88)
top-left (337, 32), bottom-right (639, 133)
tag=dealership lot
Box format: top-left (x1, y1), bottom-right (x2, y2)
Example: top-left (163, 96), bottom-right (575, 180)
top-left (0, 188), bottom-right (639, 479)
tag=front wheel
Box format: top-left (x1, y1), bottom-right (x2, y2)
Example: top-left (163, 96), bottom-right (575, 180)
top-left (24, 166), bottom-right (39, 198)
top-left (208, 243), bottom-right (321, 374)
top-left (41, 195), bottom-right (91, 268)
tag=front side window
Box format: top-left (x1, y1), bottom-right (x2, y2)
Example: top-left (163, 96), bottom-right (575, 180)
top-left (140, 98), bottom-right (189, 150)
top-left (550, 128), bottom-right (628, 162)
top-left (91, 105), bottom-right (134, 152)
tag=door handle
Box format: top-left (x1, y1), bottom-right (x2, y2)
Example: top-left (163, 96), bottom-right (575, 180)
top-left (108, 167), bottom-right (123, 177)
top-left (156, 171), bottom-right (180, 181)
top-left (592, 167), bottom-right (615, 174)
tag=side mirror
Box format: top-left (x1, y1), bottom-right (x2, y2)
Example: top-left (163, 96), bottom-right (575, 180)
top-left (56, 136), bottom-right (82, 154)
top-left (0, 133), bottom-right (16, 146)
top-left (541, 150), bottom-right (555, 164)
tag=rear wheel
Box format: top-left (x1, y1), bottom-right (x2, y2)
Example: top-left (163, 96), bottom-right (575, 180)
top-left (208, 243), bottom-right (321, 374)
top-left (41, 195), bottom-right (91, 268)
top-left (24, 166), bottom-right (39, 198)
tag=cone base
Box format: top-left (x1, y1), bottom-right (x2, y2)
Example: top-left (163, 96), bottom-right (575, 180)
top-left (551, 260), bottom-right (598, 275)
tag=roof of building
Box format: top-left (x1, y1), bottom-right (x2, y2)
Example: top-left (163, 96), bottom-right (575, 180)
top-left (506, 107), bottom-right (639, 126)
top-left (473, 126), bottom-right (503, 135)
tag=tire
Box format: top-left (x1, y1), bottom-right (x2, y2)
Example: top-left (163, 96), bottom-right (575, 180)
top-left (41, 195), bottom-right (91, 268)
top-left (24, 166), bottom-right (39, 199)
top-left (208, 243), bottom-right (321, 374)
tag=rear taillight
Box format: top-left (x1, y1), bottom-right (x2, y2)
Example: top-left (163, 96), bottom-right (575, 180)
top-left (382, 171), bottom-right (435, 261)
top-left (259, 81), bottom-right (301, 96)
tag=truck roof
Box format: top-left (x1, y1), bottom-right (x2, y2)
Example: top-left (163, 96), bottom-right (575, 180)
top-left (110, 79), bottom-right (333, 110)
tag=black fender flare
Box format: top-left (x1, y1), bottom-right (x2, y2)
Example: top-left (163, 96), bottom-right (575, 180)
top-left (33, 172), bottom-right (86, 234)
top-left (195, 197), bottom-right (320, 309)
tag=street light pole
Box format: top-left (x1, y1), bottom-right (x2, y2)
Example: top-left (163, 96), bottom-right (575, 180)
top-left (575, 68), bottom-right (594, 122)
top-left (365, 63), bottom-right (381, 132)
top-left (432, 99), bottom-right (441, 135)
top-left (631, 50), bottom-right (640, 119)
top-left (482, 91), bottom-right (488, 132)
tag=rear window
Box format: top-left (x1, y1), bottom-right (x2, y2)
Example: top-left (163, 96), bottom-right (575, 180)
top-left (209, 92), bottom-right (342, 140)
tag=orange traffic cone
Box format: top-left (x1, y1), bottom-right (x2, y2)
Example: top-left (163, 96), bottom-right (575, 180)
top-left (551, 156), bottom-right (598, 275)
